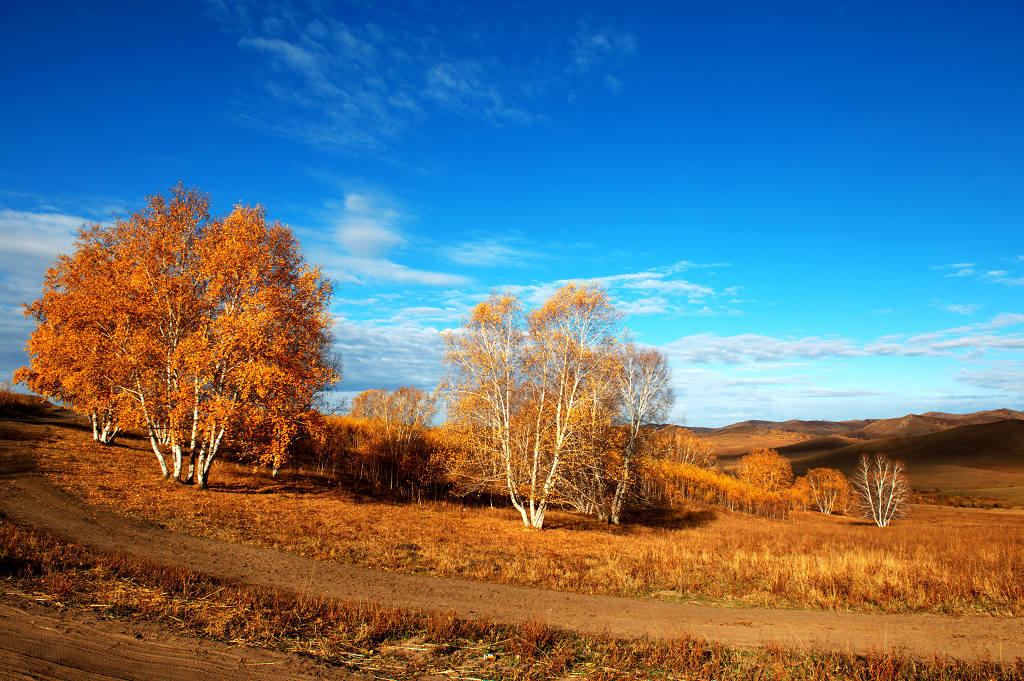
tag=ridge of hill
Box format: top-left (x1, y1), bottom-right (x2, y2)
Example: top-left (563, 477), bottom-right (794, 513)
top-left (775, 419), bottom-right (1024, 504)
top-left (691, 408), bottom-right (1024, 442)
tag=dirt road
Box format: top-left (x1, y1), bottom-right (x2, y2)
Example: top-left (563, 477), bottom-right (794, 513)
top-left (1, 424), bottom-right (1022, 666)
top-left (0, 596), bottom-right (358, 680)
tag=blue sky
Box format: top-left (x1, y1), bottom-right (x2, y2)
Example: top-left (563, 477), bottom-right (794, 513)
top-left (2, 0), bottom-right (1023, 426)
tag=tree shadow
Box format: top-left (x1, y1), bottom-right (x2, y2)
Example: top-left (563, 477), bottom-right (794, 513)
top-left (620, 507), bottom-right (719, 530)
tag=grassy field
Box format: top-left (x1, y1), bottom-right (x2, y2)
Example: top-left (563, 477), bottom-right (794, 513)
top-left (2, 518), bottom-right (1021, 681)
top-left (32, 421), bottom-right (1024, 617)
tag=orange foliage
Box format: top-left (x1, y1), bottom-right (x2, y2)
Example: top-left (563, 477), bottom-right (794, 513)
top-left (18, 184), bottom-right (338, 487)
top-left (659, 427), bottom-right (718, 469)
top-left (643, 458), bottom-right (789, 519)
top-left (805, 467), bottom-right (852, 515)
top-left (443, 284), bottom-right (626, 528)
top-left (736, 448), bottom-right (794, 493)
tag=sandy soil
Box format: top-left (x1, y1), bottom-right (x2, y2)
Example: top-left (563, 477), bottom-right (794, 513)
top-left (0, 594), bottom-right (358, 680)
top-left (2, 415), bottom-right (1023, 669)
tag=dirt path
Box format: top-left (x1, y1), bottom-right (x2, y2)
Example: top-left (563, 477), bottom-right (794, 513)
top-left (0, 595), bottom-right (358, 680)
top-left (1, 429), bottom-right (1022, 664)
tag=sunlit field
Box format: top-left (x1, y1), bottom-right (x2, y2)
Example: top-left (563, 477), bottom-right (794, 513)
top-left (35, 420), bottom-right (1024, 617)
top-left (6, 518), bottom-right (1021, 681)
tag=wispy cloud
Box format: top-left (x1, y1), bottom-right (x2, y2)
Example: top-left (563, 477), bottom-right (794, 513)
top-left (208, 2), bottom-right (637, 152)
top-left (331, 316), bottom-right (446, 393)
top-left (571, 22), bottom-right (636, 70)
top-left (934, 262), bottom-right (976, 277)
top-left (329, 256), bottom-right (470, 287)
top-left (311, 192), bottom-right (471, 288)
top-left (0, 208), bottom-right (90, 381)
top-left (934, 261), bottom-right (1024, 287)
top-left (943, 303), bottom-right (981, 315)
top-left (497, 259), bottom-right (738, 316)
top-left (444, 237), bottom-right (540, 267)
top-left (958, 363), bottom-right (1024, 392)
top-left (664, 313), bottom-right (1024, 365)
top-left (983, 270), bottom-right (1024, 287)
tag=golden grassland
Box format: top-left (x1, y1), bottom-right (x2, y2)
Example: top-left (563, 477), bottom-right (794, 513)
top-left (34, 424), bottom-right (1024, 617)
top-left (2, 519), bottom-right (1021, 681)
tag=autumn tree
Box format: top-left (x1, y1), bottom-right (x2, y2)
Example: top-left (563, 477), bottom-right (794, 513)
top-left (805, 467), bottom-right (850, 515)
top-left (660, 427), bottom-right (718, 469)
top-left (19, 185), bottom-right (338, 488)
top-left (736, 448), bottom-right (793, 493)
top-left (16, 223), bottom-right (136, 445)
top-left (443, 284), bottom-right (623, 529)
top-left (853, 454), bottom-right (910, 527)
top-left (787, 475), bottom-right (812, 511)
top-left (442, 292), bottom-right (525, 502)
top-left (605, 342), bottom-right (674, 523)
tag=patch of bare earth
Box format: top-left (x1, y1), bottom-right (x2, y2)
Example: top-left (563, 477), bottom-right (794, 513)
top-left (0, 594), bottom-right (357, 680)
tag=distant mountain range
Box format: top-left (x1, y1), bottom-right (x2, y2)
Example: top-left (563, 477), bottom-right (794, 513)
top-left (690, 408), bottom-right (1024, 440)
top-left (687, 409), bottom-right (1024, 505)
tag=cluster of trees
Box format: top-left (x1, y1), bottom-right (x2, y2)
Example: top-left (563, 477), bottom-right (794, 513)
top-left (441, 285), bottom-right (676, 528)
top-left (16, 185), bottom-right (338, 488)
top-left (298, 282), bottom-right (911, 529)
top-left (726, 447), bottom-right (909, 526)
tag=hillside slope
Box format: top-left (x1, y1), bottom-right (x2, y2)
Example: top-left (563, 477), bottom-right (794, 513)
top-left (779, 419), bottom-right (1024, 503)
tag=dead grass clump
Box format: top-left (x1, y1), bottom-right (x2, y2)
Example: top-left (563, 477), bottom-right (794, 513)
top-left (30, 420), bottom-right (1024, 616)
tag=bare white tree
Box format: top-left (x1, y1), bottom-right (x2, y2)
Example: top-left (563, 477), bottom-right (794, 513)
top-left (853, 454), bottom-right (910, 527)
top-left (607, 342), bottom-right (674, 524)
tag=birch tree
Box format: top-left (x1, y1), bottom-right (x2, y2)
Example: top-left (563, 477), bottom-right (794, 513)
top-left (805, 467), bottom-right (850, 515)
top-left (442, 293), bottom-right (527, 514)
top-left (19, 184), bottom-right (338, 488)
top-left (442, 285), bottom-right (621, 529)
top-left (606, 342), bottom-right (674, 524)
top-left (17, 224), bottom-right (137, 447)
top-left (853, 454), bottom-right (910, 527)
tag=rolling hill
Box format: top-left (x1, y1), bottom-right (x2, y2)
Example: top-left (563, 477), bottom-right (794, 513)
top-left (692, 409), bottom-right (1024, 504)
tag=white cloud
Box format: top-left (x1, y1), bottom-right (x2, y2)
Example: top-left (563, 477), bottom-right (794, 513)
top-left (933, 261), bottom-right (1024, 286)
top-left (329, 256), bottom-right (470, 287)
top-left (445, 237), bottom-right (540, 267)
top-left (335, 193), bottom-right (405, 257)
top-left (943, 303), bottom-right (981, 315)
top-left (331, 316), bottom-right (446, 393)
top-left (934, 262), bottom-right (976, 277)
top-left (663, 313), bottom-right (1024, 365)
top-left (0, 208), bottom-right (90, 383)
top-left (958, 364), bottom-right (1024, 392)
top-left (984, 270), bottom-right (1024, 287)
top-left (616, 296), bottom-right (669, 316)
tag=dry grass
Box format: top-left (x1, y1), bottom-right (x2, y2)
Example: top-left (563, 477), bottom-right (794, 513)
top-left (32, 422), bottom-right (1024, 616)
top-left (0, 382), bottom-right (46, 416)
top-left (2, 518), bottom-right (1021, 681)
